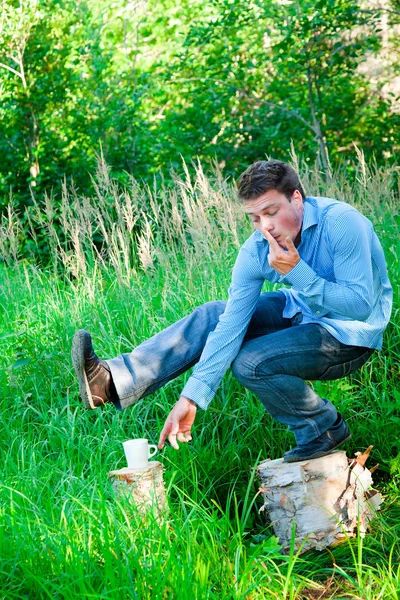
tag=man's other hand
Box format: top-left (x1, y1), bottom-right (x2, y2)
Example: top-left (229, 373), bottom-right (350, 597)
top-left (158, 396), bottom-right (197, 450)
top-left (264, 231), bottom-right (300, 275)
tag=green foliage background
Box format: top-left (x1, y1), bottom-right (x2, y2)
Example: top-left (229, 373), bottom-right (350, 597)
top-left (1, 1), bottom-right (400, 594)
top-left (1, 0), bottom-right (400, 210)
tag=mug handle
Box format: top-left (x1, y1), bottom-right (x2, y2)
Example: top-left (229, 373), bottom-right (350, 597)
top-left (148, 444), bottom-right (158, 459)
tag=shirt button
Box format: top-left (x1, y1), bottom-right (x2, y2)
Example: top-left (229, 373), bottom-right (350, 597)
top-left (316, 310), bottom-right (320, 315)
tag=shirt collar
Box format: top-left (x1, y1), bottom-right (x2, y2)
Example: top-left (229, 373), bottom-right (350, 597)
top-left (302, 198), bottom-right (319, 232)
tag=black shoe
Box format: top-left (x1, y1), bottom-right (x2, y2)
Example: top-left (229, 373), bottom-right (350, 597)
top-left (71, 330), bottom-right (116, 409)
top-left (283, 414), bottom-right (351, 463)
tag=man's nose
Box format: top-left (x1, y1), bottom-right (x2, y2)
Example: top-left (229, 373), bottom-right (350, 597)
top-left (260, 217), bottom-right (273, 232)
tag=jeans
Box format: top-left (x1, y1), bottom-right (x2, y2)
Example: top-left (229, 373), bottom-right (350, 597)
top-left (106, 292), bottom-right (373, 445)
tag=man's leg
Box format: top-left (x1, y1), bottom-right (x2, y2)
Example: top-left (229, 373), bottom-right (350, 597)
top-left (106, 300), bottom-right (227, 409)
top-left (231, 323), bottom-right (373, 459)
top-left (105, 292), bottom-right (291, 409)
top-left (72, 292), bottom-right (290, 410)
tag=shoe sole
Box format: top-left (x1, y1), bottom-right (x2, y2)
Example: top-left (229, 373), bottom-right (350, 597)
top-left (71, 330), bottom-right (96, 410)
top-left (283, 432), bottom-right (352, 463)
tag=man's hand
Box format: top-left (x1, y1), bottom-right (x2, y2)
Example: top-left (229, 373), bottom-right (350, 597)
top-left (158, 396), bottom-right (197, 450)
top-left (264, 232), bottom-right (300, 275)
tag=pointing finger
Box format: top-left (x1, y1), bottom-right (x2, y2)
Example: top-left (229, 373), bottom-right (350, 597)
top-left (264, 231), bottom-right (279, 247)
top-left (158, 421), bottom-right (170, 449)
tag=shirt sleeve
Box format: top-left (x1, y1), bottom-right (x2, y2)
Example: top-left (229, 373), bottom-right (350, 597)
top-left (281, 209), bottom-right (374, 320)
top-left (181, 245), bottom-right (264, 410)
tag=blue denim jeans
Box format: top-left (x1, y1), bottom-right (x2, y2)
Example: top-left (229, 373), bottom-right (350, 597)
top-left (106, 292), bottom-right (373, 445)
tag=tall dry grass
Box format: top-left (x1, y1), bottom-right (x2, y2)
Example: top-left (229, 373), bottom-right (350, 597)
top-left (1, 151), bottom-right (398, 286)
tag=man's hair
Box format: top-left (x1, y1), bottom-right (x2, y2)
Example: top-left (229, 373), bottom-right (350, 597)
top-left (236, 160), bottom-right (306, 202)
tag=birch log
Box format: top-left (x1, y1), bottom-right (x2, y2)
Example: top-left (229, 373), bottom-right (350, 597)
top-left (108, 461), bottom-right (168, 519)
top-left (257, 449), bottom-right (383, 554)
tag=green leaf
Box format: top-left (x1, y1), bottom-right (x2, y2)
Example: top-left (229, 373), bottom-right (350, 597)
top-left (11, 357), bottom-right (32, 369)
top-left (0, 331), bottom-right (25, 341)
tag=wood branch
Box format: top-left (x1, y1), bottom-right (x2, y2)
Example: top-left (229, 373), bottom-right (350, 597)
top-left (250, 91), bottom-right (316, 133)
top-left (170, 76), bottom-right (316, 133)
top-left (352, 445), bottom-right (373, 468)
top-left (0, 61), bottom-right (23, 79)
top-left (359, 7), bottom-right (400, 18)
top-left (306, 66), bottom-right (331, 181)
top-left (18, 50), bottom-right (28, 92)
top-left (257, 449), bottom-right (383, 554)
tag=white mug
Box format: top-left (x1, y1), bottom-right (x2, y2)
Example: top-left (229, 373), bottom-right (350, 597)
top-left (123, 438), bottom-right (158, 469)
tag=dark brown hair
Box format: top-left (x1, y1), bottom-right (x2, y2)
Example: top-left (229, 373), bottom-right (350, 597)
top-left (237, 160), bottom-right (306, 201)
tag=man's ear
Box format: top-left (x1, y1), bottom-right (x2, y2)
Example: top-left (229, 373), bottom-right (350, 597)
top-left (292, 189), bottom-right (303, 206)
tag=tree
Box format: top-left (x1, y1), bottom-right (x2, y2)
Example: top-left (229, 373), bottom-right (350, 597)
top-left (150, 0), bottom-right (396, 179)
top-left (0, 0), bottom-right (399, 209)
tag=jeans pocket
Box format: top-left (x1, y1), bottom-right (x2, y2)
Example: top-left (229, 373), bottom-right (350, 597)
top-left (319, 348), bottom-right (374, 381)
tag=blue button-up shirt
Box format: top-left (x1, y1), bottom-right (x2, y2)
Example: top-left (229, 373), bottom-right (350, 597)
top-left (181, 196), bottom-right (393, 410)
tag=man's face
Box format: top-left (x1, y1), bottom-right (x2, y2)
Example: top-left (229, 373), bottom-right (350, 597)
top-left (244, 189), bottom-right (304, 249)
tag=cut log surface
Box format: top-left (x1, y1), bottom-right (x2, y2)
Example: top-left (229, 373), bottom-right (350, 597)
top-left (257, 450), bottom-right (383, 554)
top-left (108, 461), bottom-right (168, 519)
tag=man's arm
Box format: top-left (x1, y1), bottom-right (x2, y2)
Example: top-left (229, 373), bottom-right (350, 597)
top-left (280, 210), bottom-right (374, 320)
top-left (158, 244), bottom-right (264, 449)
top-left (266, 210), bottom-right (373, 321)
top-left (180, 246), bottom-right (264, 409)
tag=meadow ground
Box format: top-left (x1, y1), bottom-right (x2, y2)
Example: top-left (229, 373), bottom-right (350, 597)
top-left (0, 157), bottom-right (399, 599)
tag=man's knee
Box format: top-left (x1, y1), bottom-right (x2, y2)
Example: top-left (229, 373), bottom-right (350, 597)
top-left (205, 300), bottom-right (227, 314)
top-left (231, 351), bottom-right (254, 385)
top-left (193, 300), bottom-right (226, 320)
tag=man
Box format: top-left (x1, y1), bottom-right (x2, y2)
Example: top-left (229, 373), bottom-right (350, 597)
top-left (72, 160), bottom-right (392, 462)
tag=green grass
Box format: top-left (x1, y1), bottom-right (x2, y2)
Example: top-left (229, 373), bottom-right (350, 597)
top-left (0, 157), bottom-right (399, 599)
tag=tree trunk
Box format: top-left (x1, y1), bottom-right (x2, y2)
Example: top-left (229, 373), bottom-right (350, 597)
top-left (306, 67), bottom-right (331, 182)
top-left (257, 450), bottom-right (383, 554)
top-left (109, 461), bottom-right (168, 520)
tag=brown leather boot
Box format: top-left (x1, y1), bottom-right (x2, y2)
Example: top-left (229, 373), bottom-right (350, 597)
top-left (71, 330), bottom-right (116, 409)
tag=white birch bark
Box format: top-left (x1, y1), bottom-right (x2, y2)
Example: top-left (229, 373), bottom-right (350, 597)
top-left (257, 450), bottom-right (383, 554)
top-left (109, 461), bottom-right (168, 519)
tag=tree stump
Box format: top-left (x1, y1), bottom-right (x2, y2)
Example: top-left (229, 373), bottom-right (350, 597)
top-left (257, 449), bottom-right (383, 554)
top-left (108, 461), bottom-right (168, 520)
